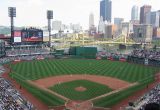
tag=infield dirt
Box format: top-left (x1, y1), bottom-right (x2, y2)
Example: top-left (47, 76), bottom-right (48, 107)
top-left (32, 74), bottom-right (131, 90)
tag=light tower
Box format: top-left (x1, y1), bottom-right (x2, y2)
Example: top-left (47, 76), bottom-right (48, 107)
top-left (47, 10), bottom-right (53, 47)
top-left (8, 7), bottom-right (16, 44)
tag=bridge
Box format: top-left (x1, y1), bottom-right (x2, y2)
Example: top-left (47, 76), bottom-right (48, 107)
top-left (51, 34), bottom-right (142, 49)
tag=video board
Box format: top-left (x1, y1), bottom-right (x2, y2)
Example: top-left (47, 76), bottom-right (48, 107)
top-left (14, 30), bottom-right (21, 43)
top-left (21, 28), bottom-right (43, 42)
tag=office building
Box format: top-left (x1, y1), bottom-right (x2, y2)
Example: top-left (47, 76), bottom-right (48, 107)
top-left (104, 24), bottom-right (116, 38)
top-left (100, 0), bottom-right (112, 22)
top-left (114, 18), bottom-right (124, 36)
top-left (89, 13), bottom-right (94, 29)
top-left (130, 20), bottom-right (139, 25)
top-left (52, 20), bottom-right (62, 31)
top-left (70, 23), bottom-right (82, 33)
top-left (121, 22), bottom-right (133, 37)
top-left (133, 24), bottom-right (153, 43)
top-left (131, 5), bottom-right (139, 20)
top-left (153, 27), bottom-right (160, 38)
top-left (146, 11), bottom-right (160, 27)
top-left (140, 5), bottom-right (151, 24)
top-left (159, 10), bottom-right (160, 27)
top-left (98, 16), bottom-right (105, 34)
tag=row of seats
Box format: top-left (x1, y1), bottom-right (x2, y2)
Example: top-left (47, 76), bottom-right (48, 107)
top-left (131, 49), bottom-right (160, 60)
top-left (125, 83), bottom-right (160, 110)
top-left (6, 48), bottom-right (50, 56)
top-left (0, 54), bottom-right (55, 109)
top-left (0, 54), bottom-right (54, 64)
top-left (0, 78), bottom-right (35, 110)
top-left (96, 52), bottom-right (127, 59)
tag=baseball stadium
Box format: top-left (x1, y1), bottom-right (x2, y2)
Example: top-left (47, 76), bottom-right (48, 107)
top-left (0, 3), bottom-right (160, 110)
top-left (0, 41), bottom-right (160, 110)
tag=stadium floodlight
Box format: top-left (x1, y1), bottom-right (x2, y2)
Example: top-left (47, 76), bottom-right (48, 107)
top-left (8, 7), bottom-right (16, 17)
top-left (47, 10), bottom-right (53, 19)
top-left (8, 7), bottom-right (16, 44)
top-left (47, 10), bottom-right (53, 48)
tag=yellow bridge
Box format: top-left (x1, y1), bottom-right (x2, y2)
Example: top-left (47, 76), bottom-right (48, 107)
top-left (51, 34), bottom-right (142, 49)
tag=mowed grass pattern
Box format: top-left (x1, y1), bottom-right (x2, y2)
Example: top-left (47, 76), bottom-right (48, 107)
top-left (49, 80), bottom-right (113, 100)
top-left (10, 59), bottom-right (158, 82)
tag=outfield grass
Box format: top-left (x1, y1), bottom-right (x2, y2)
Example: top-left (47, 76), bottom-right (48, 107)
top-left (9, 59), bottom-right (159, 107)
top-left (49, 80), bottom-right (113, 100)
top-left (10, 59), bottom-right (158, 82)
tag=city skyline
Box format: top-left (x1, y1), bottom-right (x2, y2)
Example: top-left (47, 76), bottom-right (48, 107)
top-left (0, 0), bottom-right (159, 29)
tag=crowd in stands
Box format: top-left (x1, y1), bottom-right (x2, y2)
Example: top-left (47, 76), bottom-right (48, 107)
top-left (0, 78), bottom-right (35, 110)
top-left (96, 51), bottom-right (128, 59)
top-left (0, 57), bottom-right (14, 64)
top-left (96, 49), bottom-right (160, 61)
top-left (131, 49), bottom-right (160, 60)
top-left (0, 54), bottom-right (55, 64)
top-left (125, 83), bottom-right (160, 110)
top-left (0, 66), bottom-right (5, 75)
top-left (6, 48), bottom-right (50, 56)
top-left (0, 47), bottom-right (55, 110)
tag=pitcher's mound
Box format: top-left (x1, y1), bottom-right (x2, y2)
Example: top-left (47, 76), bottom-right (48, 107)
top-left (75, 86), bottom-right (87, 92)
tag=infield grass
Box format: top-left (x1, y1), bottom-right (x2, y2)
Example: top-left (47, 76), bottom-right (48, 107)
top-left (49, 80), bottom-right (113, 100)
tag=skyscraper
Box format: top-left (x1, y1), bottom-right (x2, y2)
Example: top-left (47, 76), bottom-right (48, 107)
top-left (140, 5), bottom-right (151, 24)
top-left (131, 5), bottom-right (139, 20)
top-left (149, 11), bottom-right (160, 27)
top-left (89, 13), bottom-right (94, 29)
top-left (98, 16), bottom-right (105, 33)
top-left (159, 10), bottom-right (160, 27)
top-left (100, 0), bottom-right (112, 22)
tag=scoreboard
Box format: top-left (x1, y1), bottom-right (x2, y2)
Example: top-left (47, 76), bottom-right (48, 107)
top-left (13, 28), bottom-right (43, 43)
top-left (21, 28), bottom-right (43, 42)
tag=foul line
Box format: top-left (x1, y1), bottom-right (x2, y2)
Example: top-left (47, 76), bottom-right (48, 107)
top-left (27, 80), bottom-right (70, 101)
top-left (86, 82), bottom-right (138, 102)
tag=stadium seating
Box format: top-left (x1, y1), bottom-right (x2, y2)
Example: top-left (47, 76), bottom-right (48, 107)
top-left (131, 49), bottom-right (160, 60)
top-left (0, 54), bottom-right (54, 64)
top-left (6, 48), bottom-right (50, 56)
top-left (0, 78), bottom-right (35, 110)
top-left (125, 83), bottom-right (160, 110)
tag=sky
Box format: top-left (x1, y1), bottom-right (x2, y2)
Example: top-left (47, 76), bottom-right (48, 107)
top-left (0, 0), bottom-right (159, 29)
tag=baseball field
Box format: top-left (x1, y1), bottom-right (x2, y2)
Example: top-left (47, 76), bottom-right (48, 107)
top-left (9, 59), bottom-right (159, 108)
